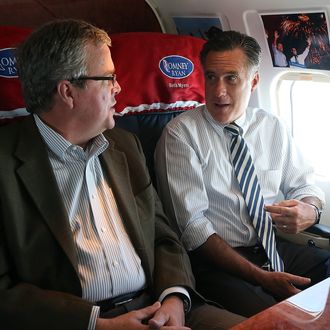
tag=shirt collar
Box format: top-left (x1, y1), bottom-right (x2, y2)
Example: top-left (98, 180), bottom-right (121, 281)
top-left (233, 112), bottom-right (248, 136)
top-left (203, 105), bottom-right (248, 135)
top-left (33, 114), bottom-right (109, 160)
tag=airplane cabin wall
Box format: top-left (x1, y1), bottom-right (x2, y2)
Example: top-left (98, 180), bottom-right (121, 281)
top-left (0, 0), bottom-right (162, 33)
top-left (153, 0), bottom-right (330, 108)
top-left (153, 0), bottom-right (330, 225)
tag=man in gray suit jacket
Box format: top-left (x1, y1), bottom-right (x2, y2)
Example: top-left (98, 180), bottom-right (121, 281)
top-left (0, 19), bottom-right (243, 330)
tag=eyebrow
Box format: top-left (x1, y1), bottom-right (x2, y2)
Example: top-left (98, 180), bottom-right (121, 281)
top-left (205, 70), bottom-right (239, 75)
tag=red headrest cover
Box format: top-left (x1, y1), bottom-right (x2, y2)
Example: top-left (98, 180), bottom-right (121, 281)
top-left (110, 32), bottom-right (206, 115)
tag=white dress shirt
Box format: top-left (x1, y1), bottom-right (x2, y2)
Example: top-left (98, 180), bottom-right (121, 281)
top-left (34, 115), bottom-right (190, 329)
top-left (34, 115), bottom-right (146, 329)
top-left (290, 46), bottom-right (310, 66)
top-left (272, 44), bottom-right (288, 67)
top-left (155, 105), bottom-right (325, 251)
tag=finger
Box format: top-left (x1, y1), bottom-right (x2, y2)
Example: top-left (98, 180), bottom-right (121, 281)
top-left (286, 274), bottom-right (311, 286)
top-left (264, 205), bottom-right (282, 214)
top-left (148, 309), bottom-right (169, 329)
top-left (273, 200), bottom-right (298, 207)
top-left (271, 216), bottom-right (286, 225)
top-left (270, 217), bottom-right (290, 229)
top-left (265, 200), bottom-right (298, 213)
top-left (277, 223), bottom-right (289, 231)
top-left (149, 324), bottom-right (191, 330)
top-left (286, 284), bottom-right (301, 296)
top-left (266, 208), bottom-right (290, 218)
top-left (266, 207), bottom-right (294, 221)
top-left (272, 218), bottom-right (290, 227)
top-left (149, 312), bottom-right (190, 330)
top-left (265, 206), bottom-right (291, 217)
top-left (135, 301), bottom-right (161, 320)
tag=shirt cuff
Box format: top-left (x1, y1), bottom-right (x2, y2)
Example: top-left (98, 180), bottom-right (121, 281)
top-left (88, 306), bottom-right (100, 330)
top-left (158, 286), bottom-right (191, 313)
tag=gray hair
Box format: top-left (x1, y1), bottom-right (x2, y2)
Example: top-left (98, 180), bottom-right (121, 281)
top-left (200, 29), bottom-right (261, 72)
top-left (17, 19), bottom-right (111, 114)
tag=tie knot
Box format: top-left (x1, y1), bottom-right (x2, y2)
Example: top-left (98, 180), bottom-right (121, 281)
top-left (225, 123), bottom-right (241, 136)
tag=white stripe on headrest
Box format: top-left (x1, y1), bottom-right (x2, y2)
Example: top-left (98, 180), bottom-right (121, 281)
top-left (119, 100), bottom-right (204, 115)
top-left (0, 108), bottom-right (29, 119)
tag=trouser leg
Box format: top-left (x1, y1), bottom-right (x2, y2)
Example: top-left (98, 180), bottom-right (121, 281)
top-left (185, 302), bottom-right (246, 330)
top-left (193, 268), bottom-right (277, 317)
top-left (191, 239), bottom-right (330, 318)
top-left (190, 247), bottom-right (278, 317)
top-left (100, 290), bottom-right (246, 329)
top-left (277, 237), bottom-right (330, 287)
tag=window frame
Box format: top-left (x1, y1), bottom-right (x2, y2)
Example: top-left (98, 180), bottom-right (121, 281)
top-left (273, 71), bottom-right (330, 178)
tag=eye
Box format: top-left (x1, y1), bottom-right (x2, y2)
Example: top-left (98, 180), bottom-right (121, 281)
top-left (226, 74), bottom-right (239, 84)
top-left (205, 72), bottom-right (217, 82)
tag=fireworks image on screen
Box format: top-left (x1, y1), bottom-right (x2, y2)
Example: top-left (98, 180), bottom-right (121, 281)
top-left (280, 13), bottom-right (330, 65)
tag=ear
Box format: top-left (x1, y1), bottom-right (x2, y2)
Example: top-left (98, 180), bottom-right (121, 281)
top-left (251, 72), bottom-right (259, 92)
top-left (57, 80), bottom-right (75, 108)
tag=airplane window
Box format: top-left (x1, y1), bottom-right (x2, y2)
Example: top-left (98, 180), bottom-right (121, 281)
top-left (275, 72), bottom-right (330, 178)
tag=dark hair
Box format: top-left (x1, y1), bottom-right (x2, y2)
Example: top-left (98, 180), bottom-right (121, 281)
top-left (200, 28), bottom-right (261, 71)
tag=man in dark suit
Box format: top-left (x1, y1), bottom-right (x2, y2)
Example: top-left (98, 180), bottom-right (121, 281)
top-left (0, 19), bottom-right (244, 330)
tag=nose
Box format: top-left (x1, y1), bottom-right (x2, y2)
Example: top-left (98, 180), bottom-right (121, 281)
top-left (215, 80), bottom-right (227, 97)
top-left (112, 80), bottom-right (121, 95)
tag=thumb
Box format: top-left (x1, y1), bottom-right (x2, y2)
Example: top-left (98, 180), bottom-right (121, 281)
top-left (148, 304), bottom-right (169, 329)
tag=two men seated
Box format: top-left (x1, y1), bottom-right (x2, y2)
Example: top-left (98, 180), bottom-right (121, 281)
top-left (0, 19), bottom-right (329, 330)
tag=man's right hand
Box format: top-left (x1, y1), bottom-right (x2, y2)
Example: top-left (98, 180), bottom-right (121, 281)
top-left (255, 270), bottom-right (311, 299)
top-left (196, 234), bottom-right (311, 301)
top-left (95, 301), bottom-right (190, 330)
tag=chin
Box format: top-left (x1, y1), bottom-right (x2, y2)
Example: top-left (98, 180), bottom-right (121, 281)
top-left (210, 110), bottom-right (229, 124)
top-left (107, 118), bottom-right (116, 130)
top-left (105, 110), bottom-right (116, 130)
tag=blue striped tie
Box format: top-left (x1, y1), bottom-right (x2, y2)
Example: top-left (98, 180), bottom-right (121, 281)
top-left (225, 123), bottom-right (284, 272)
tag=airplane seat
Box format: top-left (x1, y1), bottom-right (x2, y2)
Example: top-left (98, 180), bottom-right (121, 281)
top-left (110, 32), bottom-right (206, 185)
top-left (115, 110), bottom-right (183, 185)
top-left (0, 26), bottom-right (32, 126)
top-left (0, 26), bottom-right (329, 251)
top-left (279, 224), bottom-right (330, 250)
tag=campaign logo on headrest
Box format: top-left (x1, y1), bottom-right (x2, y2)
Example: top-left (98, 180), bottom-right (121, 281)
top-left (0, 48), bottom-right (18, 78)
top-left (159, 55), bottom-right (194, 79)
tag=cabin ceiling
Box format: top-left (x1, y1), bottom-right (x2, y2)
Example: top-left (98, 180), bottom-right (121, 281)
top-left (0, 0), bottom-right (162, 33)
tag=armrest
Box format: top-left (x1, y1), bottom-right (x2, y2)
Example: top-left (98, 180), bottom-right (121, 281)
top-left (304, 224), bottom-right (330, 239)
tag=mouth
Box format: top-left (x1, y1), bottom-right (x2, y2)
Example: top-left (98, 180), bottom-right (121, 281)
top-left (109, 101), bottom-right (116, 111)
top-left (110, 103), bottom-right (124, 117)
top-left (214, 102), bottom-right (230, 109)
top-left (212, 96), bottom-right (231, 108)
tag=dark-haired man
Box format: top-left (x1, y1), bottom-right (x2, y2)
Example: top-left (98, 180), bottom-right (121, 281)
top-left (155, 30), bottom-right (330, 317)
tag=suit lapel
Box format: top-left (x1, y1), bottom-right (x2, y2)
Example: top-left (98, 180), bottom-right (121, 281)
top-left (15, 118), bottom-right (78, 271)
top-left (100, 146), bottom-right (149, 265)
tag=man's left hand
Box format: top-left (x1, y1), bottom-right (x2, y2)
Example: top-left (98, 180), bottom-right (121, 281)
top-left (148, 295), bottom-right (190, 330)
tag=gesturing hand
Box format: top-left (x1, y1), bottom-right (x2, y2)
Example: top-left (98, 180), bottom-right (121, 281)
top-left (265, 199), bottom-right (316, 233)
